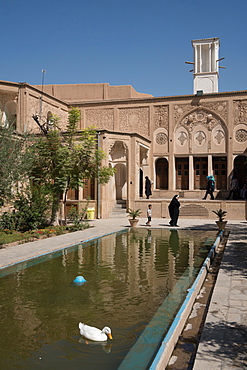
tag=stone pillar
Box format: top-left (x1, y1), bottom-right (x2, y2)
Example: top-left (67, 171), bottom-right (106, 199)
top-left (189, 155), bottom-right (194, 190)
top-left (208, 154), bottom-right (213, 175)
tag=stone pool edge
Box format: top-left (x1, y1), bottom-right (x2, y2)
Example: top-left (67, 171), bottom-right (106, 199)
top-left (149, 230), bottom-right (224, 370)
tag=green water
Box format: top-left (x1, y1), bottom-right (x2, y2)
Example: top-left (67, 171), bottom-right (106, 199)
top-left (0, 228), bottom-right (216, 369)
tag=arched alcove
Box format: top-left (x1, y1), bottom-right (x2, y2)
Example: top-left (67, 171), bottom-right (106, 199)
top-left (114, 163), bottom-right (127, 200)
top-left (109, 140), bottom-right (128, 201)
top-left (4, 101), bottom-right (17, 129)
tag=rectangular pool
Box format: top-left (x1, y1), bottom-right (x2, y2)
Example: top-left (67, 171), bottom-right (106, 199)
top-left (0, 228), bottom-right (216, 369)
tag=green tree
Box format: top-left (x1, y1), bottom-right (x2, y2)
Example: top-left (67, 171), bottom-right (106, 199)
top-left (0, 126), bottom-right (27, 206)
top-left (29, 107), bottom-right (115, 225)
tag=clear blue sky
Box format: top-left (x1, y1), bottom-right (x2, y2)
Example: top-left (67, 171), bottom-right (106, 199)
top-left (1, 0), bottom-right (246, 97)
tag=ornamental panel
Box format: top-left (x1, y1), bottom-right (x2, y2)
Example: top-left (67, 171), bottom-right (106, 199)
top-left (234, 100), bottom-right (247, 125)
top-left (118, 107), bottom-right (149, 136)
top-left (213, 130), bottom-right (225, 145)
top-left (85, 108), bottom-right (114, 130)
top-left (179, 109), bottom-right (224, 133)
top-left (156, 132), bottom-right (168, 145)
top-left (235, 129), bottom-right (247, 142)
top-left (154, 105), bottom-right (168, 130)
top-left (194, 130), bottom-right (206, 146)
top-left (177, 131), bottom-right (188, 146)
top-left (202, 101), bottom-right (228, 122)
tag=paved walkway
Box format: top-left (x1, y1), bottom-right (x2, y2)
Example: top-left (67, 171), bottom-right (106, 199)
top-left (0, 217), bottom-right (246, 369)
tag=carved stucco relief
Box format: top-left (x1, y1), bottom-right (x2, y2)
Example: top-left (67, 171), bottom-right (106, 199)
top-left (109, 140), bottom-right (128, 161)
top-left (154, 105), bottom-right (168, 130)
top-left (235, 128), bottom-right (247, 143)
top-left (174, 101), bottom-right (227, 125)
top-left (213, 129), bottom-right (225, 145)
top-left (234, 100), bottom-right (247, 125)
top-left (177, 131), bottom-right (188, 146)
top-left (174, 104), bottom-right (192, 123)
top-left (156, 132), bottom-right (168, 145)
top-left (201, 101), bottom-right (228, 122)
top-left (118, 107), bottom-right (149, 136)
top-left (85, 108), bottom-right (114, 130)
top-left (194, 130), bottom-right (206, 146)
top-left (178, 109), bottom-right (224, 133)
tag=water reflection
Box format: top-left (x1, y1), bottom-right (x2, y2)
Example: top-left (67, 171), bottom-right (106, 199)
top-left (0, 229), bottom-right (216, 370)
top-left (79, 337), bottom-right (112, 353)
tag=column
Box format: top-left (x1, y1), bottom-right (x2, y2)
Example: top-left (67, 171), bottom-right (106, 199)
top-left (189, 155), bottom-right (194, 190)
top-left (208, 154), bottom-right (213, 175)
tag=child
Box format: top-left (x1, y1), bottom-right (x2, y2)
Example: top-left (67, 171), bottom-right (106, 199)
top-left (146, 204), bottom-right (152, 226)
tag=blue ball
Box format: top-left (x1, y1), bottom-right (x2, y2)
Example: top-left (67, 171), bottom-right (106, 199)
top-left (73, 276), bottom-right (86, 284)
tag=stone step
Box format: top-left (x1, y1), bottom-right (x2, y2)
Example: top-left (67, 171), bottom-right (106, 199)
top-left (109, 210), bottom-right (127, 218)
top-left (109, 201), bottom-right (127, 218)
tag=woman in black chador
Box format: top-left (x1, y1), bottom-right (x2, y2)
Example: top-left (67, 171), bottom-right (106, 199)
top-left (145, 176), bottom-right (152, 199)
top-left (168, 195), bottom-right (180, 227)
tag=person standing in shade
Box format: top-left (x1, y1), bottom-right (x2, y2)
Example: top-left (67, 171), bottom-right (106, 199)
top-left (202, 175), bottom-right (215, 200)
top-left (145, 176), bottom-right (152, 199)
top-left (168, 195), bottom-right (180, 227)
top-left (227, 175), bottom-right (239, 200)
top-left (146, 204), bottom-right (152, 226)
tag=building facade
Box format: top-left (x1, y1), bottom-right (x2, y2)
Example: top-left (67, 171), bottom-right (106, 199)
top-left (0, 39), bottom-right (246, 220)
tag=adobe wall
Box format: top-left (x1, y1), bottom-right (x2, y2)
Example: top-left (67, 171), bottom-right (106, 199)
top-left (34, 83), bottom-right (153, 103)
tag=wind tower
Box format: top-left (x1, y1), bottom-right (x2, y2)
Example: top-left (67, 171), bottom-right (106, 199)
top-left (191, 37), bottom-right (221, 94)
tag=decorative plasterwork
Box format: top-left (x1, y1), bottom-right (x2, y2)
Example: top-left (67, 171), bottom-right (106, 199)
top-left (235, 129), bottom-right (247, 143)
top-left (177, 131), bottom-right (188, 146)
top-left (85, 108), bottom-right (114, 130)
top-left (109, 140), bottom-right (128, 161)
top-left (195, 130), bottom-right (206, 145)
top-left (140, 145), bottom-right (148, 165)
top-left (201, 101), bottom-right (228, 122)
top-left (213, 130), bottom-right (225, 145)
top-left (118, 107), bottom-right (149, 135)
top-left (234, 100), bottom-right (247, 125)
top-left (174, 101), bottom-right (227, 125)
top-left (156, 132), bottom-right (168, 145)
top-left (174, 104), bottom-right (193, 123)
top-left (154, 105), bottom-right (168, 130)
top-left (178, 108), bottom-right (224, 132)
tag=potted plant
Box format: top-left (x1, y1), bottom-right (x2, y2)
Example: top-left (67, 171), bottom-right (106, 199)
top-left (127, 208), bottom-right (142, 227)
top-left (212, 208), bottom-right (227, 230)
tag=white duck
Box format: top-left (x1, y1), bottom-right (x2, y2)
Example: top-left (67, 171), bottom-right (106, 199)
top-left (78, 322), bottom-right (113, 341)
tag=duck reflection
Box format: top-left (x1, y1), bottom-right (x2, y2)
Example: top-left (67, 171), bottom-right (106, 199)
top-left (79, 337), bottom-right (112, 353)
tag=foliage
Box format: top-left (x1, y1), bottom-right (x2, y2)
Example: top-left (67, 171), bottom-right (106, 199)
top-left (127, 208), bottom-right (142, 219)
top-left (0, 188), bottom-right (51, 231)
top-left (29, 107), bottom-right (116, 225)
top-left (0, 126), bottom-right (28, 206)
top-left (212, 208), bottom-right (227, 222)
top-left (67, 197), bottom-right (90, 231)
top-left (0, 225), bottom-right (70, 246)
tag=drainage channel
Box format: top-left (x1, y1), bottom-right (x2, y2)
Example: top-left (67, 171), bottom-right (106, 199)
top-left (118, 231), bottom-right (224, 370)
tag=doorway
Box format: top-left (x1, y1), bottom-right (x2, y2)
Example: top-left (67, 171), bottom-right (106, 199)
top-left (234, 155), bottom-right (247, 188)
top-left (194, 157), bottom-right (208, 189)
top-left (176, 158), bottom-right (189, 190)
top-left (139, 169), bottom-right (143, 197)
top-left (213, 157), bottom-right (227, 190)
top-left (156, 158), bottom-right (168, 189)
